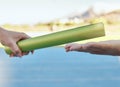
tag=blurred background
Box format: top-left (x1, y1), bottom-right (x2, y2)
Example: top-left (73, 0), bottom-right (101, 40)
top-left (0, 0), bottom-right (120, 35)
top-left (0, 0), bottom-right (120, 87)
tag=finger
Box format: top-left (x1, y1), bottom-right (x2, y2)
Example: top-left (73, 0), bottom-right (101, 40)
top-left (22, 52), bottom-right (29, 56)
top-left (8, 42), bottom-right (22, 57)
top-left (65, 44), bottom-right (70, 49)
top-left (10, 53), bottom-right (21, 58)
top-left (77, 43), bottom-right (97, 52)
top-left (10, 54), bottom-right (14, 57)
top-left (66, 48), bottom-right (70, 52)
top-left (31, 51), bottom-right (34, 54)
top-left (65, 45), bottom-right (71, 52)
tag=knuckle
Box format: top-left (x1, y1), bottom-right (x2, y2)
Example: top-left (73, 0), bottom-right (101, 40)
top-left (14, 49), bottom-right (20, 54)
top-left (21, 33), bottom-right (30, 38)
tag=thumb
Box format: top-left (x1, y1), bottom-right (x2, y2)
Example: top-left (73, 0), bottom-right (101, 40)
top-left (8, 42), bottom-right (22, 57)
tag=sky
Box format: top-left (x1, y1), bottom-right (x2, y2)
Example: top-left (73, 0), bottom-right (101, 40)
top-left (0, 0), bottom-right (119, 24)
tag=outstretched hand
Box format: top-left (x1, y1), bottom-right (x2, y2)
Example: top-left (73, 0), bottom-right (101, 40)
top-left (65, 40), bottom-right (120, 56)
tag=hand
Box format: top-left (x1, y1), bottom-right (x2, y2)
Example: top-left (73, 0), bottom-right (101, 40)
top-left (65, 40), bottom-right (120, 56)
top-left (0, 28), bottom-right (33, 57)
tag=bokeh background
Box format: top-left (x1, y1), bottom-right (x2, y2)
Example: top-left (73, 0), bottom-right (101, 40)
top-left (0, 0), bottom-right (120, 35)
top-left (0, 0), bottom-right (120, 87)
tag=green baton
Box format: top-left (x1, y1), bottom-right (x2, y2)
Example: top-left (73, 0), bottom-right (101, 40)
top-left (5, 22), bottom-right (105, 54)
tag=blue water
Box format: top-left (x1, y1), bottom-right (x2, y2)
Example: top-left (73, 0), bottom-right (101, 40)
top-left (0, 47), bottom-right (120, 87)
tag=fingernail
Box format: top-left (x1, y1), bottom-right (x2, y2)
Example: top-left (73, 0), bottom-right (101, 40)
top-left (19, 54), bottom-right (22, 57)
top-left (15, 54), bottom-right (22, 57)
